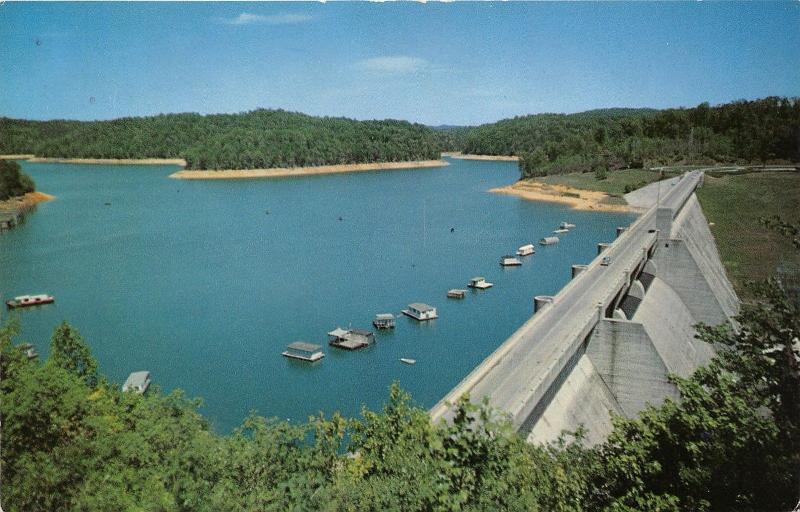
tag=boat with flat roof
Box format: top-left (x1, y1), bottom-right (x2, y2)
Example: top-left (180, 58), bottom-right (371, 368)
top-left (468, 277), bottom-right (493, 289)
top-left (499, 255), bottom-right (522, 266)
top-left (6, 294), bottom-right (55, 309)
top-left (328, 327), bottom-right (374, 350)
top-left (373, 313), bottom-right (396, 329)
top-left (282, 342), bottom-right (325, 362)
top-left (122, 371), bottom-right (152, 393)
top-left (402, 303), bottom-right (438, 321)
top-left (539, 236), bottom-right (560, 245)
top-left (517, 244), bottom-right (535, 256)
top-left (447, 289), bottom-right (467, 299)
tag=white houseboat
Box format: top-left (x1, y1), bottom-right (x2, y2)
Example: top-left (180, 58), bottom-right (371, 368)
top-left (517, 244), bottom-right (535, 256)
top-left (122, 371), bottom-right (152, 394)
top-left (539, 236), bottom-right (560, 245)
top-left (402, 303), bottom-right (438, 321)
top-left (282, 342), bottom-right (325, 362)
top-left (6, 294), bottom-right (55, 309)
top-left (468, 277), bottom-right (493, 289)
top-left (499, 255), bottom-right (522, 266)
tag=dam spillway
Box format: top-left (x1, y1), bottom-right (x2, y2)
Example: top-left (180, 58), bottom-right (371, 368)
top-left (430, 171), bottom-right (739, 444)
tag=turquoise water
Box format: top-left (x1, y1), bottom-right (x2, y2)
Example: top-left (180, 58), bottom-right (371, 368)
top-left (1, 159), bottom-right (635, 432)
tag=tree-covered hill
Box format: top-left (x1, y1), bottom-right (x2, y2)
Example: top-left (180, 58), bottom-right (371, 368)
top-left (0, 110), bottom-right (443, 170)
top-left (460, 97), bottom-right (800, 178)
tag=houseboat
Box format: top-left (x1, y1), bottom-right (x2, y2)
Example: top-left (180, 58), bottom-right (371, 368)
top-left (499, 255), bottom-right (522, 266)
top-left (402, 303), bottom-right (438, 321)
top-left (447, 289), bottom-right (467, 299)
top-left (328, 327), bottom-right (374, 350)
top-left (282, 342), bottom-right (325, 362)
top-left (16, 343), bottom-right (38, 360)
top-left (539, 236), bottom-right (560, 245)
top-left (517, 244), bottom-right (535, 256)
top-left (373, 313), bottom-right (396, 329)
top-left (560, 222), bottom-right (576, 229)
top-left (6, 294), bottom-right (55, 309)
top-left (122, 371), bottom-right (152, 394)
top-left (468, 277), bottom-right (493, 289)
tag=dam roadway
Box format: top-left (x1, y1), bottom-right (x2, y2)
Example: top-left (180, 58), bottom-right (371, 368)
top-left (430, 170), bottom-right (706, 435)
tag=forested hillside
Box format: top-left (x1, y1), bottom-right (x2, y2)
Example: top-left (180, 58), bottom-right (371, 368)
top-left (0, 110), bottom-right (442, 170)
top-left (460, 97), bottom-right (800, 178)
top-left (2, 277), bottom-right (798, 511)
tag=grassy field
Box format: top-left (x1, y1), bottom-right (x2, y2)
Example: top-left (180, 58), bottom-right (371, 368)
top-left (536, 169), bottom-right (677, 196)
top-left (697, 171), bottom-right (800, 297)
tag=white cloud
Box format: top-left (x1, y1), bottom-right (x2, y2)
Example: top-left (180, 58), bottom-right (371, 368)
top-left (222, 12), bottom-right (312, 26)
top-left (354, 56), bottom-right (430, 74)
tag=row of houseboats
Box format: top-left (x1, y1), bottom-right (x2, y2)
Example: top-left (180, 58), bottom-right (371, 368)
top-left (282, 303), bottom-right (436, 364)
top-left (283, 221), bottom-right (577, 364)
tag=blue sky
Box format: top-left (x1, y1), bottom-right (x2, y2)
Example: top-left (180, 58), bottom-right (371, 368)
top-left (1, 2), bottom-right (798, 126)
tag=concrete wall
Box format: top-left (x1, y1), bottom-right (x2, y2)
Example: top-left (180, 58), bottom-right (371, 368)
top-left (585, 318), bottom-right (679, 418)
top-left (527, 354), bottom-right (622, 446)
top-left (529, 191), bottom-right (738, 444)
top-left (653, 196), bottom-right (739, 326)
top-left (633, 277), bottom-right (716, 377)
top-left (434, 172), bottom-right (740, 447)
top-left (671, 195), bottom-right (740, 320)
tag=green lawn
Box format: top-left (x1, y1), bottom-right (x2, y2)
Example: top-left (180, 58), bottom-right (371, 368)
top-left (536, 169), bottom-right (676, 196)
top-left (697, 172), bottom-right (800, 297)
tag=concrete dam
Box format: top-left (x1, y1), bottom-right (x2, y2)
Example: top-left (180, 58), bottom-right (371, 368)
top-left (430, 170), bottom-right (740, 444)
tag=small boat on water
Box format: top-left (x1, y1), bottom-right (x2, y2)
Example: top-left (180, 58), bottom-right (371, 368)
top-left (122, 371), bottom-right (152, 394)
top-left (467, 277), bottom-right (493, 289)
top-left (373, 313), bottom-right (396, 329)
top-left (328, 327), bottom-right (374, 350)
top-left (400, 358), bottom-right (417, 365)
top-left (517, 244), bottom-right (535, 256)
top-left (6, 294), bottom-right (55, 309)
top-left (560, 222), bottom-right (576, 229)
top-left (402, 303), bottom-right (438, 321)
top-left (447, 289), bottom-right (467, 299)
top-left (539, 236), bottom-right (560, 245)
top-left (499, 255), bottom-right (522, 267)
top-left (553, 228), bottom-right (569, 234)
top-left (282, 342), bottom-right (325, 362)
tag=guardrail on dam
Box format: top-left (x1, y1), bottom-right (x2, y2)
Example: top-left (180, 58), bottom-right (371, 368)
top-left (430, 171), bottom-right (739, 444)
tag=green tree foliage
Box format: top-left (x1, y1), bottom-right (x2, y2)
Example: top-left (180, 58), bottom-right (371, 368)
top-left (0, 160), bottom-right (35, 200)
top-left (459, 98), bottom-right (800, 179)
top-left (47, 321), bottom-right (98, 388)
top-left (0, 110), bottom-right (443, 171)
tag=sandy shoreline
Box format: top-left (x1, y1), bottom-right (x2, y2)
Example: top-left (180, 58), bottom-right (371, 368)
top-left (22, 157), bottom-right (188, 166)
top-left (490, 180), bottom-right (632, 212)
top-left (170, 160), bottom-right (449, 180)
top-left (0, 154), bottom-right (36, 160)
top-left (0, 191), bottom-right (55, 211)
top-left (443, 152), bottom-right (520, 162)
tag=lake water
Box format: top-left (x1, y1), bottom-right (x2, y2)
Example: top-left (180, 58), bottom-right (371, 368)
top-left (1, 158), bottom-right (635, 432)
